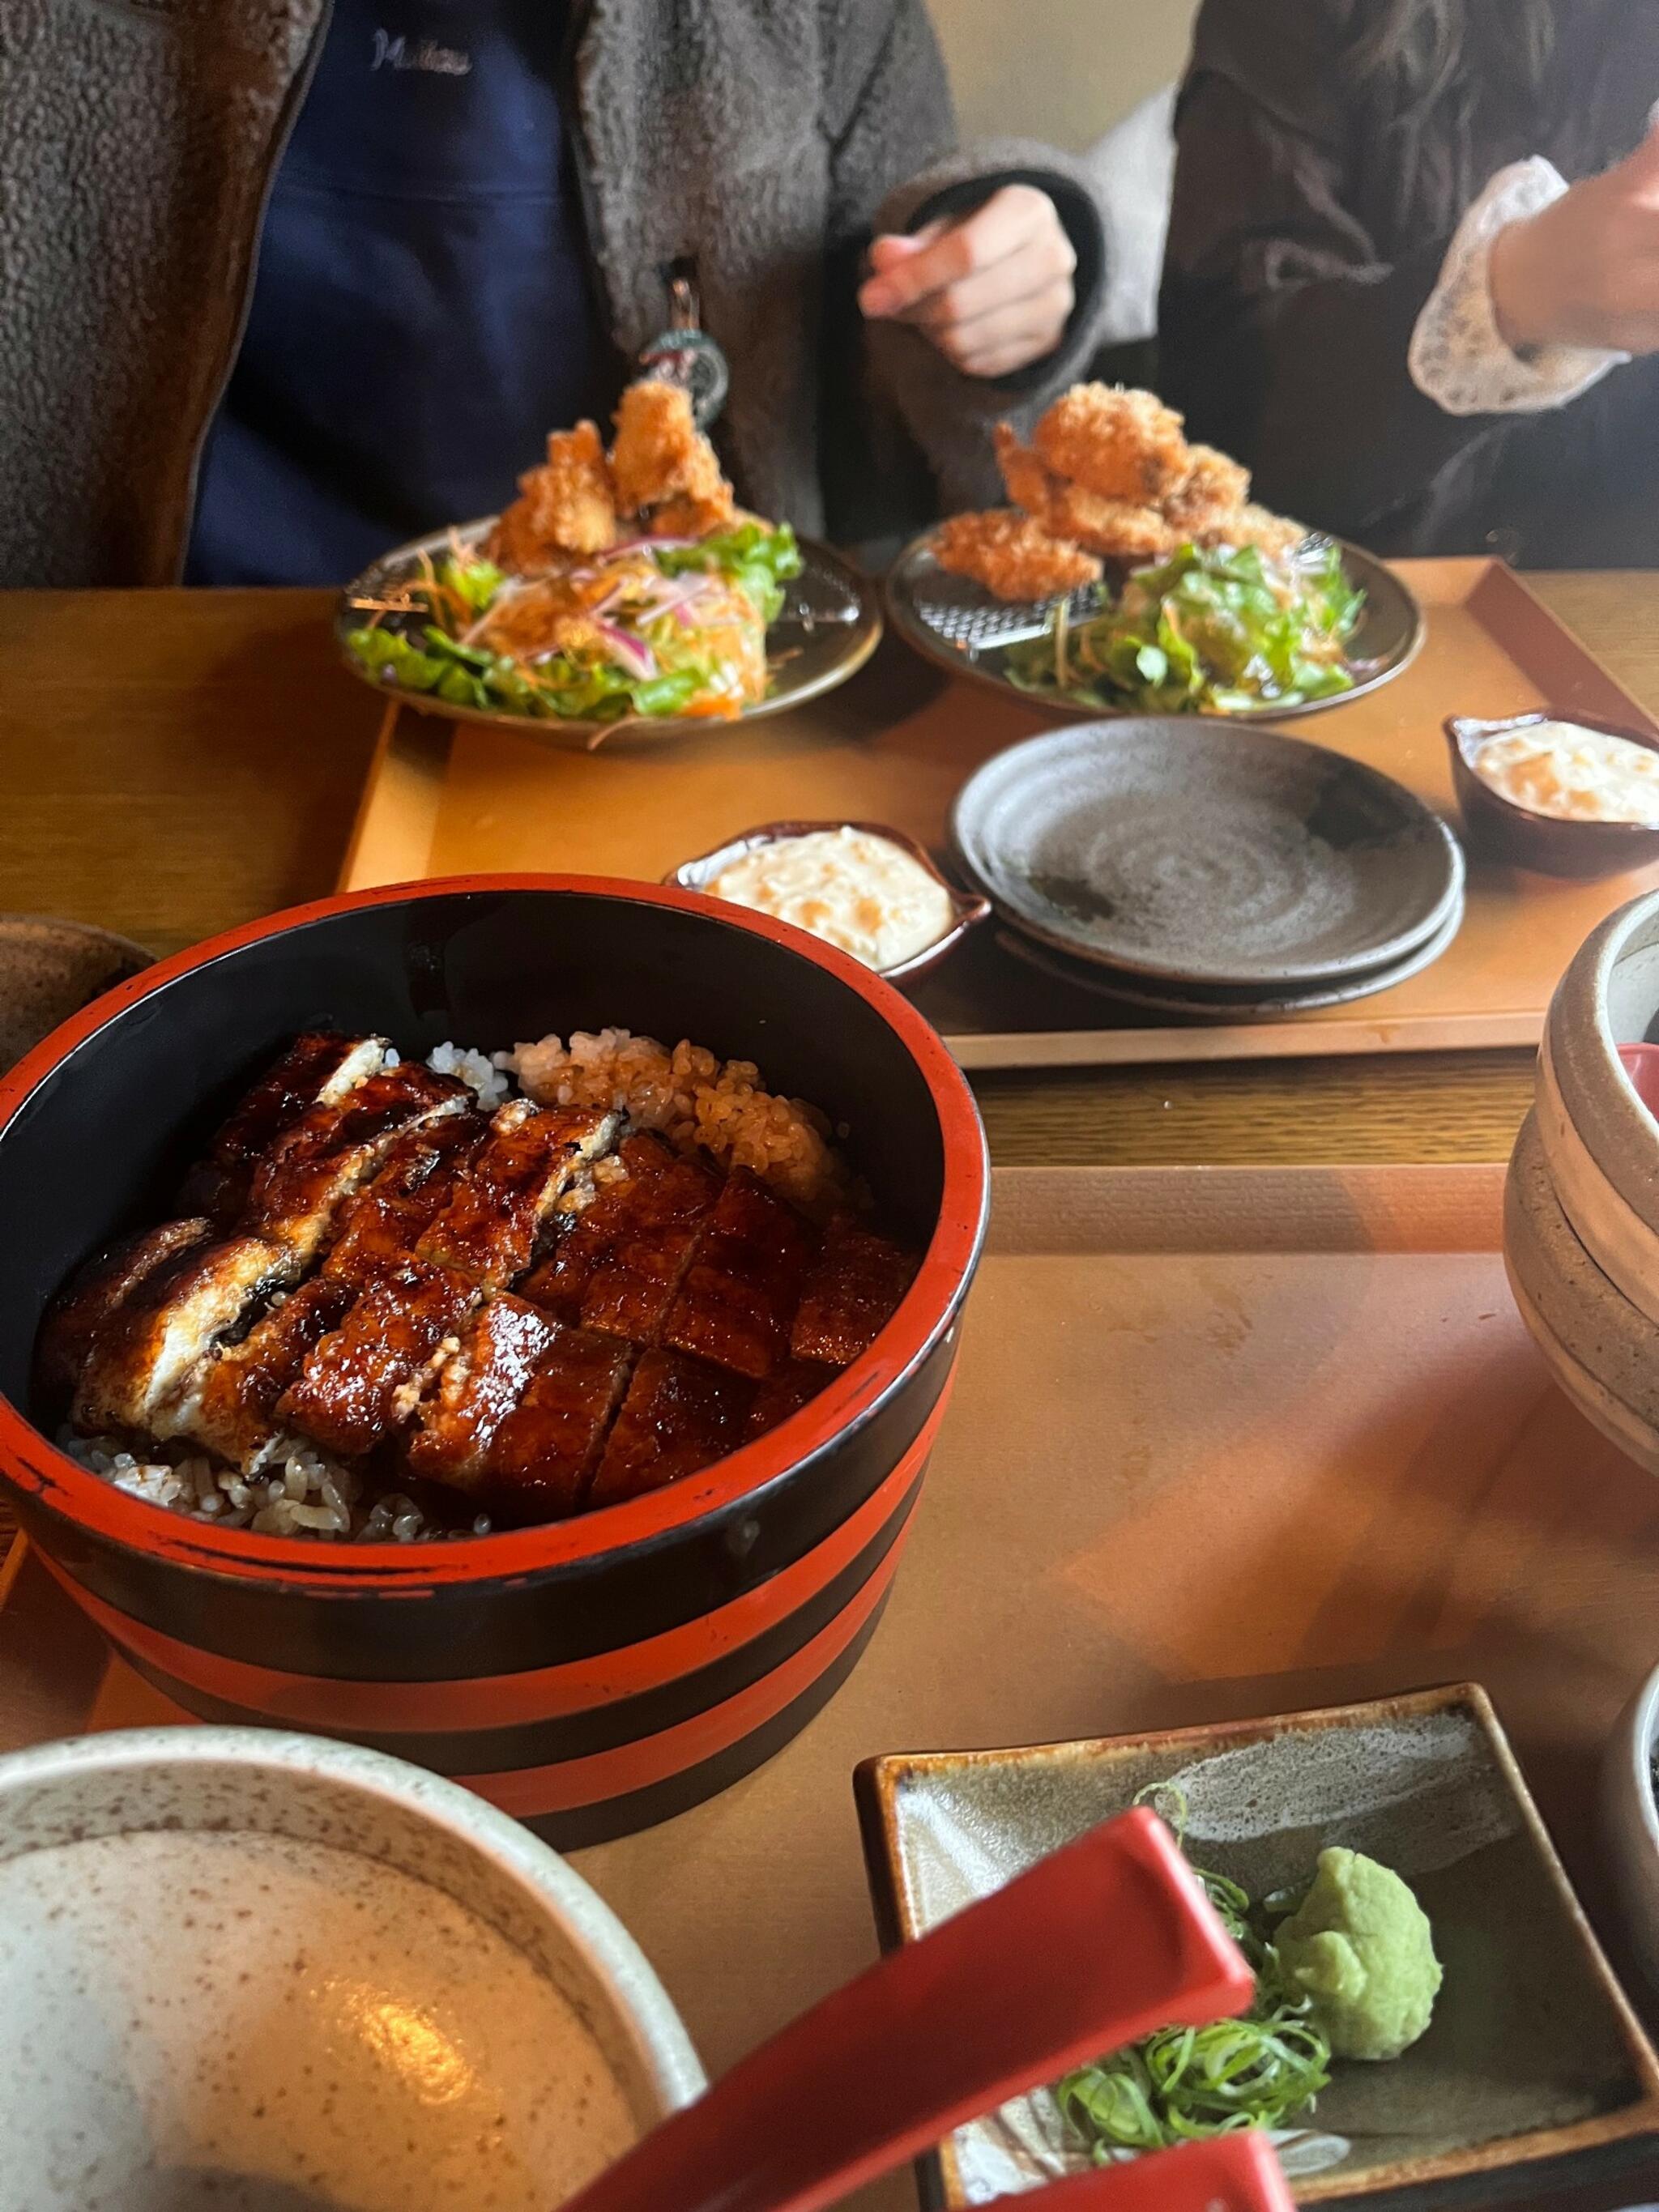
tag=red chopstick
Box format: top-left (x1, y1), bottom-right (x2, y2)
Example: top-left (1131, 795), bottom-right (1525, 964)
top-left (1038, 2133), bottom-right (1295, 2212)
top-left (559, 1805), bottom-right (1256, 2212)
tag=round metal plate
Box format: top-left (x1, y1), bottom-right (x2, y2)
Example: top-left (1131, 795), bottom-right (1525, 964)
top-left (885, 530), bottom-right (1424, 723)
top-left (338, 518), bottom-right (882, 745)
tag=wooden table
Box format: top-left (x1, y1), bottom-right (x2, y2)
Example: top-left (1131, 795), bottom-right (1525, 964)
top-left (6, 573), bottom-right (1656, 1172)
top-left (5, 580), bottom-right (1659, 2210)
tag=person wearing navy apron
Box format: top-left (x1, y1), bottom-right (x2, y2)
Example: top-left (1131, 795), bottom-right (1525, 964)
top-left (3, 2), bottom-right (1117, 587)
top-left (188, 1), bottom-right (615, 585)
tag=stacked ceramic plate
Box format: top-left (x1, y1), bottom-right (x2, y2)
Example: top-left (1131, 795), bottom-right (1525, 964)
top-left (950, 720), bottom-right (1465, 1017)
top-left (1506, 889), bottom-right (1659, 1473)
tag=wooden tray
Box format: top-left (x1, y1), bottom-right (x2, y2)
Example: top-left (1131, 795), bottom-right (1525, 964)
top-left (337, 560), bottom-right (1659, 1072)
top-left (6, 1164), bottom-right (1659, 2209)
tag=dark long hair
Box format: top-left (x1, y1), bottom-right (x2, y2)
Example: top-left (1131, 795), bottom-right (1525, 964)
top-left (1344, 0), bottom-right (1556, 221)
top-left (1349, 0), bottom-right (1555, 122)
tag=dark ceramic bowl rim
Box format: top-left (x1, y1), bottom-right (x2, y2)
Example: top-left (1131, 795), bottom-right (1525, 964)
top-left (1445, 710), bottom-right (1659, 853)
top-left (0, 875), bottom-right (988, 1592)
top-left (667, 820), bottom-right (992, 985)
top-left (0, 914), bottom-right (155, 970)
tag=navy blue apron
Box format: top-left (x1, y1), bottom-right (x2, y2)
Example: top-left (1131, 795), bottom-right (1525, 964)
top-left (188, 0), bottom-right (615, 585)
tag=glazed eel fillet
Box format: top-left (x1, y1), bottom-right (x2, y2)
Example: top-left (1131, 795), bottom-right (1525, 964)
top-left (69, 1056), bottom-right (474, 1451)
top-left (273, 1101), bottom-right (620, 1460)
top-left (178, 1031), bottom-right (388, 1224)
top-left (49, 1032), bottom-right (923, 1519)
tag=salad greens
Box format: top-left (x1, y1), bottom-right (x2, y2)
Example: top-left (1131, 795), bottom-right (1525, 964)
top-left (1005, 541), bottom-right (1365, 717)
top-left (344, 522), bottom-right (802, 724)
top-left (1056, 1787), bottom-right (1333, 2156)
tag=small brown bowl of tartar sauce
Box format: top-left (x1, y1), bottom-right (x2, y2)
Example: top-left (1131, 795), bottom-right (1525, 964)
top-left (1447, 710), bottom-right (1659, 879)
top-left (670, 821), bottom-right (990, 983)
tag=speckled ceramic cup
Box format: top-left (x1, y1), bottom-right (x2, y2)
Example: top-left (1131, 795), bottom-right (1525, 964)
top-left (1538, 889), bottom-right (1659, 1328)
top-left (0, 1726), bottom-right (704, 2212)
top-left (1503, 1113), bottom-right (1659, 1474)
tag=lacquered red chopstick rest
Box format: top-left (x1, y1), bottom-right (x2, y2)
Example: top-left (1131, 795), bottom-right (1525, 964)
top-left (557, 1805), bottom-right (1254, 2212)
top-left (1039, 2133), bottom-right (1295, 2212)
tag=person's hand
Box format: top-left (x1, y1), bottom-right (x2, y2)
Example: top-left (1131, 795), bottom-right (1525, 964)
top-left (1489, 122), bottom-right (1659, 356)
top-left (858, 183), bottom-right (1077, 378)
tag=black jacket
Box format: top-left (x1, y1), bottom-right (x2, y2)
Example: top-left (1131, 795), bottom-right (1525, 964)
top-left (1160, 0), bottom-right (1659, 565)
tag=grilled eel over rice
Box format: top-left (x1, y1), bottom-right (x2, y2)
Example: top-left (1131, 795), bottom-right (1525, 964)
top-left (40, 1032), bottom-right (919, 1535)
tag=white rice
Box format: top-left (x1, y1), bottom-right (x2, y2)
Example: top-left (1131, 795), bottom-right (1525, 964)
top-left (427, 1040), bottom-right (511, 1109)
top-left (60, 1430), bottom-right (490, 1545)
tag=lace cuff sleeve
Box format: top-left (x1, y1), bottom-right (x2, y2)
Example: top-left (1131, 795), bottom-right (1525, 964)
top-left (1407, 156), bottom-right (1628, 417)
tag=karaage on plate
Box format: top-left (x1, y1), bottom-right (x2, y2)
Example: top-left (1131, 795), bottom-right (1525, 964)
top-left (932, 509), bottom-right (1102, 599)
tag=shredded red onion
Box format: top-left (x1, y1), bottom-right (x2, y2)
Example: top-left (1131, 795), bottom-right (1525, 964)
top-left (612, 533), bottom-right (698, 556)
top-left (594, 621), bottom-right (658, 680)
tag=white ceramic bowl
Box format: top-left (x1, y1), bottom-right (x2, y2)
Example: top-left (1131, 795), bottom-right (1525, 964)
top-left (1539, 889), bottom-right (1659, 1327)
top-left (1504, 1113), bottom-right (1659, 1473)
top-left (0, 1727), bottom-right (703, 2211)
top-left (1602, 1660), bottom-right (1659, 1995)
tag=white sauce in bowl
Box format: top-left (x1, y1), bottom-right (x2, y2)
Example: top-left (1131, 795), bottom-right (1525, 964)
top-left (706, 826), bottom-right (956, 970)
top-left (1474, 721), bottom-right (1659, 825)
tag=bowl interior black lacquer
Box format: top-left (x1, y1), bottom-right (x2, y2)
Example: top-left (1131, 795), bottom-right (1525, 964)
top-left (0, 883), bottom-right (983, 1572)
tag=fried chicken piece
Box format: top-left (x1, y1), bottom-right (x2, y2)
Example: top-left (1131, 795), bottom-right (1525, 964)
top-left (1043, 480), bottom-right (1177, 565)
top-left (932, 510), bottom-right (1102, 602)
top-left (994, 423), bottom-right (1058, 517)
top-left (610, 379), bottom-right (734, 526)
top-left (995, 425), bottom-right (1175, 564)
top-left (1162, 445), bottom-right (1252, 539)
top-left (1031, 385), bottom-right (1191, 505)
top-left (1194, 502), bottom-right (1312, 563)
top-left (650, 492), bottom-right (737, 538)
top-left (489, 420), bottom-right (617, 571)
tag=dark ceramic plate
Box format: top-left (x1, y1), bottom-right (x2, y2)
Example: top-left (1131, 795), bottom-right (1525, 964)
top-left (338, 519), bottom-right (882, 745)
top-left (0, 916), bottom-right (151, 1072)
top-left (668, 820), bottom-right (991, 987)
top-left (856, 1686), bottom-right (1659, 2209)
top-left (1447, 710), bottom-right (1659, 880)
top-left (887, 532), bottom-right (1424, 724)
top-left (992, 890), bottom-right (1463, 1020)
top-left (951, 720), bottom-right (1465, 991)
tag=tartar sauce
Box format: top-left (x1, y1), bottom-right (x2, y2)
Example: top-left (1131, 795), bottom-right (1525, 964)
top-left (707, 826), bottom-right (955, 970)
top-left (1474, 720), bottom-right (1659, 825)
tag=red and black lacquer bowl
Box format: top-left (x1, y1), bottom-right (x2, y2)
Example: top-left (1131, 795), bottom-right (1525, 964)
top-left (0, 878), bottom-right (988, 1845)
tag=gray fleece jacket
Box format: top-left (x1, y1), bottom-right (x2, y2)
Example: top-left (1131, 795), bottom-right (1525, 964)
top-left (0, 0), bottom-right (1110, 586)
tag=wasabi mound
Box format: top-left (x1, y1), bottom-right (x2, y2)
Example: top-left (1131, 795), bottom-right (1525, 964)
top-left (1275, 1847), bottom-right (1442, 2061)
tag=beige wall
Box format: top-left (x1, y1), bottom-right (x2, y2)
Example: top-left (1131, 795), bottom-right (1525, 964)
top-left (929, 0), bottom-right (1199, 152)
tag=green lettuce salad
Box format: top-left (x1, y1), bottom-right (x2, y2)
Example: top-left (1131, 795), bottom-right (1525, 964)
top-left (1004, 541), bottom-right (1365, 717)
top-left (343, 521), bottom-right (802, 725)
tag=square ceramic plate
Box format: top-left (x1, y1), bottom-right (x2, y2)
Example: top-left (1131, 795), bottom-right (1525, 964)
top-left (855, 1686), bottom-right (1659, 2210)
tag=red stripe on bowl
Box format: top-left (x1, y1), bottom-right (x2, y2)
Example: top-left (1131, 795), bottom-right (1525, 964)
top-left (40, 1388), bottom-right (947, 1728)
top-left (458, 1538), bottom-right (906, 1815)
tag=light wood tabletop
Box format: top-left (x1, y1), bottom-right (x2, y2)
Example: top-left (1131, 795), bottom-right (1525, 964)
top-left (5, 586), bottom-right (1659, 2210)
top-left (6, 574), bottom-right (1657, 1172)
